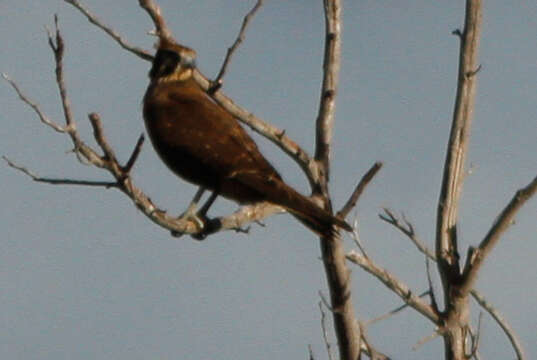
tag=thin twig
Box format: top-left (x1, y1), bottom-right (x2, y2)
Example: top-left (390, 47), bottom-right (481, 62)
top-left (346, 251), bottom-right (439, 324)
top-left (461, 174), bottom-right (537, 295)
top-left (193, 71), bottom-right (318, 187)
top-left (211, 0), bottom-right (264, 92)
top-left (350, 220), bottom-right (368, 258)
top-left (47, 15), bottom-right (75, 130)
top-left (318, 301), bottom-right (334, 360)
top-left (413, 329), bottom-right (441, 351)
top-left (466, 313), bottom-right (483, 359)
top-left (337, 161), bottom-right (382, 218)
top-left (366, 290), bottom-right (430, 326)
top-left (63, 0), bottom-right (153, 60)
top-left (425, 257), bottom-right (440, 313)
top-left (470, 289), bottom-right (525, 359)
top-left (123, 134), bottom-right (145, 173)
top-left (137, 0), bottom-right (173, 41)
top-left (3, 157), bottom-right (117, 188)
top-left (347, 251), bottom-right (439, 324)
top-left (378, 206), bottom-right (524, 357)
top-left (358, 322), bottom-right (391, 360)
top-left (308, 345), bottom-right (315, 360)
top-left (379, 208), bottom-right (436, 260)
top-left (2, 73), bottom-right (68, 133)
top-left (88, 113), bottom-right (118, 164)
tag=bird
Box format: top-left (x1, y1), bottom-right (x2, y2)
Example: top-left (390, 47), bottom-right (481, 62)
top-left (143, 38), bottom-right (351, 236)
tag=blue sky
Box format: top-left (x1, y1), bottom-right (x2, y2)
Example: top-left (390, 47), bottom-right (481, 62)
top-left (2, 1), bottom-right (536, 359)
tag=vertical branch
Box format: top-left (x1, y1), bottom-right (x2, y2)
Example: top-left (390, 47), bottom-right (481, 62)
top-left (436, 0), bottom-right (482, 279)
top-left (315, 1), bottom-right (360, 360)
top-left (314, 0), bottom-right (342, 195)
top-left (435, 0), bottom-right (482, 359)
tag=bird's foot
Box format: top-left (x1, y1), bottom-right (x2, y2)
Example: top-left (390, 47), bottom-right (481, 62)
top-left (179, 202), bottom-right (205, 230)
top-left (172, 204), bottom-right (206, 239)
top-left (176, 207), bottom-right (221, 240)
top-left (191, 217), bottom-right (221, 240)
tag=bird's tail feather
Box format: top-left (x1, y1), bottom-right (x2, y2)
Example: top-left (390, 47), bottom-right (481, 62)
top-left (233, 172), bottom-right (352, 236)
top-left (277, 184), bottom-right (352, 236)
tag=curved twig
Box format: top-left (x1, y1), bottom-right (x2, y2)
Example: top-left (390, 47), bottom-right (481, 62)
top-left (211, 0), bottom-right (264, 92)
top-left (64, 0), bottom-right (153, 60)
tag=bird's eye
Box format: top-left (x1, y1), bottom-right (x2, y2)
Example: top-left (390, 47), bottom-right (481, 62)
top-left (149, 50), bottom-right (181, 78)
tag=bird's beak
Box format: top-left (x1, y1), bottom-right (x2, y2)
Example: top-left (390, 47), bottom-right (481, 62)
top-left (181, 54), bottom-right (196, 69)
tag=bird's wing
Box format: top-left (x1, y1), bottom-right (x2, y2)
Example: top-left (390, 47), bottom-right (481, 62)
top-left (166, 86), bottom-right (282, 180)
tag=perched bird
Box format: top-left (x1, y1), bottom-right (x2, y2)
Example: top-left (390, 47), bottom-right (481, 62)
top-left (143, 38), bottom-right (351, 236)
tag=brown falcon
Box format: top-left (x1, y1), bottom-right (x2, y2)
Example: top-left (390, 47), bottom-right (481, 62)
top-left (143, 38), bottom-right (351, 236)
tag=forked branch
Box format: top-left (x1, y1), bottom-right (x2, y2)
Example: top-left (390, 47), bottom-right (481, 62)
top-left (3, 16), bottom-right (286, 239)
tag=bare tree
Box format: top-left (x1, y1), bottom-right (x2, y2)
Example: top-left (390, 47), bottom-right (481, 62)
top-left (3, 1), bottom-right (535, 359)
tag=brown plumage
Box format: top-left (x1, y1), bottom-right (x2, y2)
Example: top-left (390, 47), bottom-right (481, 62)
top-left (143, 39), bottom-right (351, 236)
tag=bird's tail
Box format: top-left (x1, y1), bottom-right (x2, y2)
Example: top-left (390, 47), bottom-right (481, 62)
top-left (276, 184), bottom-right (352, 236)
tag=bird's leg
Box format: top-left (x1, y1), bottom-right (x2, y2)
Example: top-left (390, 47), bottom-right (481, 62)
top-left (179, 189), bottom-right (218, 233)
top-left (179, 187), bottom-right (206, 229)
top-left (191, 191), bottom-right (220, 240)
top-left (185, 187), bottom-right (205, 215)
top-left (197, 191), bottom-right (218, 218)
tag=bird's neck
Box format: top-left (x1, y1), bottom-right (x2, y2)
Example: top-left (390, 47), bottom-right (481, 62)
top-left (153, 68), bottom-right (193, 85)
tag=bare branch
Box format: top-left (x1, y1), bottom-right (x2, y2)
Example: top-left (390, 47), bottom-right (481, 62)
top-left (2, 73), bottom-right (67, 133)
top-left (3, 157), bottom-right (117, 188)
top-left (461, 175), bottom-right (537, 294)
top-left (193, 70), bottom-right (318, 187)
top-left (308, 345), bottom-right (315, 360)
top-left (191, 202), bottom-right (285, 238)
top-left (366, 290), bottom-right (430, 326)
top-left (63, 0), bottom-right (153, 61)
top-left (138, 0), bottom-right (173, 41)
top-left (465, 313), bottom-right (483, 360)
top-left (123, 133), bottom-right (145, 173)
top-left (413, 329), bottom-right (441, 351)
top-left (64, 0), bottom-right (317, 186)
top-left (379, 205), bottom-right (525, 357)
top-left (314, 2), bottom-right (361, 360)
top-left (211, 0), bottom-right (264, 92)
top-left (3, 13), bottom-right (300, 241)
top-left (350, 221), bottom-right (369, 258)
top-left (88, 113), bottom-right (118, 164)
top-left (5, 148), bottom-right (286, 238)
top-left (432, 4), bottom-right (484, 356)
top-left (435, 0), bottom-right (482, 277)
top-left (379, 208), bottom-right (436, 260)
top-left (3, 72), bottom-right (104, 168)
top-left (358, 322), bottom-right (391, 360)
top-left (318, 301), bottom-right (334, 360)
top-left (470, 285), bottom-right (526, 359)
top-left (314, 0), bottom-right (343, 186)
top-left (425, 258), bottom-right (440, 314)
top-left (47, 15), bottom-right (75, 130)
top-left (337, 162), bottom-right (382, 219)
top-left (123, 134), bottom-right (145, 173)
top-left (346, 251), bottom-right (440, 324)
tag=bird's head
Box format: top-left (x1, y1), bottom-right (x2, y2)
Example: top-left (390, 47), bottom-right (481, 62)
top-left (149, 38), bottom-right (197, 82)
